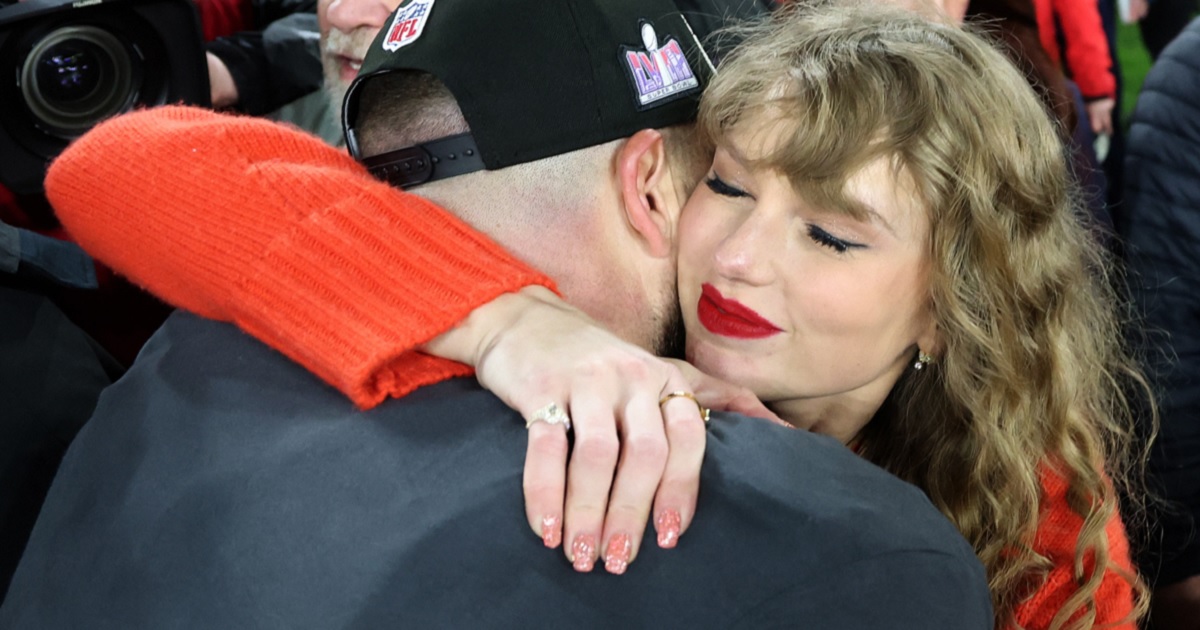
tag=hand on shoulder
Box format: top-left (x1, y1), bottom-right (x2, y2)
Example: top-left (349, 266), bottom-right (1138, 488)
top-left (423, 285), bottom-right (780, 573)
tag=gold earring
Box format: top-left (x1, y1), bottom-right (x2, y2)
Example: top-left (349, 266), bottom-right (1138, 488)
top-left (913, 350), bottom-right (934, 371)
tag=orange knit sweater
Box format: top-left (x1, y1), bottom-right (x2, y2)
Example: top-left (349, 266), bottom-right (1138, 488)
top-left (46, 106), bottom-right (555, 408)
top-left (47, 106), bottom-right (1136, 629)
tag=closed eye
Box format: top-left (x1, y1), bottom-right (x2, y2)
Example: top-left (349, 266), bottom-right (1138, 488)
top-left (807, 224), bottom-right (865, 254)
top-left (704, 174), bottom-right (751, 198)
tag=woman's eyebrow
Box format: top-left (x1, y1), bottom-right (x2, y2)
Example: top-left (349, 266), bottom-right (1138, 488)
top-left (720, 142), bottom-right (751, 167)
top-left (862, 203), bottom-right (897, 237)
top-left (811, 199), bottom-right (897, 238)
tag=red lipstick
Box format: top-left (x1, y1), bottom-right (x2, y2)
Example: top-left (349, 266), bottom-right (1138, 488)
top-left (697, 284), bottom-right (782, 339)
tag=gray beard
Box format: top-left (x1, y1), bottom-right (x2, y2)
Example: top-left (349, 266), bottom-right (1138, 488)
top-left (321, 61), bottom-right (350, 118)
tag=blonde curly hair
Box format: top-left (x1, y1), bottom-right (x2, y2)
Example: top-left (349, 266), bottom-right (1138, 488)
top-left (699, 3), bottom-right (1151, 628)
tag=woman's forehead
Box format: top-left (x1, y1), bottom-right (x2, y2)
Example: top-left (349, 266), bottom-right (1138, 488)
top-left (844, 156), bottom-right (928, 238)
top-left (719, 112), bottom-right (797, 160)
top-left (717, 125), bottom-right (928, 237)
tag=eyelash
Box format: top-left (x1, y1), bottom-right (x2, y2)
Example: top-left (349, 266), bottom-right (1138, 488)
top-left (807, 225), bottom-right (863, 254)
top-left (704, 174), bottom-right (750, 198)
top-left (705, 173), bottom-right (865, 254)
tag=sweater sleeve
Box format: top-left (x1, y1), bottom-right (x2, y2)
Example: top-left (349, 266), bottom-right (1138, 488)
top-left (1013, 466), bottom-right (1137, 629)
top-left (45, 106), bottom-right (556, 409)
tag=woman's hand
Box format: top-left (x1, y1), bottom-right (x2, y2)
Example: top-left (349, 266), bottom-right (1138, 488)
top-left (428, 286), bottom-right (705, 573)
top-left (425, 286), bottom-right (778, 573)
top-left (661, 358), bottom-right (789, 428)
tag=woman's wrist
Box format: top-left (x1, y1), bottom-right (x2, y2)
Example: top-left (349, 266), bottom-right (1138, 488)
top-left (420, 285), bottom-right (572, 368)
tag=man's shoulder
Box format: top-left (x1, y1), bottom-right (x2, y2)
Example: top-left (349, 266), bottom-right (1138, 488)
top-left (149, 312), bottom-right (970, 562)
top-left (83, 311), bottom-right (520, 493)
top-left (142, 312), bottom-right (966, 552)
top-left (136, 310), bottom-right (491, 413)
top-left (6, 313), bottom-right (992, 628)
top-left (701, 413), bottom-right (980, 569)
top-left (641, 414), bottom-right (992, 626)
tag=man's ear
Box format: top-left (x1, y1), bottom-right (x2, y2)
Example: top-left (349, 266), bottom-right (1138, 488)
top-left (616, 128), bottom-right (677, 259)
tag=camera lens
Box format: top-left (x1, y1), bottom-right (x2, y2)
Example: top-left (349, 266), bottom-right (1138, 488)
top-left (21, 26), bottom-right (137, 136)
top-left (36, 40), bottom-right (104, 104)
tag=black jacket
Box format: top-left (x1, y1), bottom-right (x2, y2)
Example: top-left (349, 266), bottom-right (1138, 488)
top-left (206, 0), bottom-right (320, 116)
top-left (1, 313), bottom-right (993, 629)
top-left (0, 223), bottom-right (122, 604)
top-left (1124, 18), bottom-right (1200, 587)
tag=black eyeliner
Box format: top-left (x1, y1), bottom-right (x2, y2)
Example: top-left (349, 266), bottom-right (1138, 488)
top-left (807, 224), bottom-right (864, 253)
top-left (704, 174), bottom-right (750, 198)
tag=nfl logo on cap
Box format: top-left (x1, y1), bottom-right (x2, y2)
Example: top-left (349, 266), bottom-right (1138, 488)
top-left (383, 0), bottom-right (436, 51)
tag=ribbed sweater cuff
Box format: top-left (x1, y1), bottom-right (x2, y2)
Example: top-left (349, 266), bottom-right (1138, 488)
top-left (232, 177), bottom-right (555, 409)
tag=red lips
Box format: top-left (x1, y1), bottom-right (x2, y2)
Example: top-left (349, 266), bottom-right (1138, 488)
top-left (697, 284), bottom-right (782, 339)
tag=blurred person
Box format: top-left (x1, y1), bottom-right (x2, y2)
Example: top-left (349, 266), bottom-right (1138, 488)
top-left (1123, 17), bottom-right (1200, 630)
top-left (964, 0), bottom-right (1116, 233)
top-left (1034, 0), bottom-right (1117, 136)
top-left (966, 0), bottom-right (1079, 132)
top-left (205, 5), bottom-right (321, 109)
top-left (1033, 0), bottom-right (1118, 235)
top-left (1094, 0), bottom-right (1132, 240)
top-left (275, 0), bottom-right (399, 144)
top-left (30, 1), bottom-right (1147, 628)
top-left (194, 0), bottom-right (259, 39)
top-left (0, 190), bottom-right (171, 369)
top-left (1126, 0), bottom-right (1152, 20)
top-left (198, 0), bottom-right (322, 117)
top-left (203, 0), bottom-right (408, 144)
top-left (204, 0), bottom-right (374, 144)
top-left (0, 189), bottom-right (154, 519)
top-left (1, 1), bottom-right (991, 628)
top-left (1137, 0), bottom-right (1197, 57)
top-left (0, 220), bottom-right (123, 604)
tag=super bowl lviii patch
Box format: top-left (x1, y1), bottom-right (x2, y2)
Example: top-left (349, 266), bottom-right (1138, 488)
top-left (621, 20), bottom-right (700, 110)
top-left (382, 0), bottom-right (436, 52)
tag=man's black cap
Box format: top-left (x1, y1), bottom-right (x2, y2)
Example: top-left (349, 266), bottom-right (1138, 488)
top-left (342, 0), bottom-right (768, 188)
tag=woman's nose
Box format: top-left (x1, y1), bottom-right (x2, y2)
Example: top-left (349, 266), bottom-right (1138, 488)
top-left (712, 212), bottom-right (780, 286)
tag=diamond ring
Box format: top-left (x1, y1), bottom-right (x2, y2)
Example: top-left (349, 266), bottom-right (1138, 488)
top-left (526, 402), bottom-right (572, 431)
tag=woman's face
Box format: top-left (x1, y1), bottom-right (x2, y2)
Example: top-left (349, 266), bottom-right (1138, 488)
top-left (677, 129), bottom-right (937, 438)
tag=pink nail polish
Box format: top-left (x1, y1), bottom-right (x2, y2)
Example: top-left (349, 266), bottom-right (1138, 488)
top-left (604, 534), bottom-right (632, 575)
top-left (656, 510), bottom-right (682, 549)
top-left (572, 534), bottom-right (596, 572)
top-left (541, 515), bottom-right (562, 548)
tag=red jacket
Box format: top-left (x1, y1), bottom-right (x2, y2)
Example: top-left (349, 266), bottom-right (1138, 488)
top-left (1033, 0), bottom-right (1116, 99)
top-left (194, 0), bottom-right (255, 40)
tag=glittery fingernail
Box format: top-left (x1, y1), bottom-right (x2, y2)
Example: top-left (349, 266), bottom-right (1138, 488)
top-left (604, 533), bottom-right (632, 575)
top-left (656, 510), bottom-right (682, 549)
top-left (571, 534), bottom-right (597, 572)
top-left (541, 515), bottom-right (562, 548)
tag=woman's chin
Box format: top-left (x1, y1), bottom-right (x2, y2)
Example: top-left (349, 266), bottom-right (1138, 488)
top-left (687, 339), bottom-right (760, 386)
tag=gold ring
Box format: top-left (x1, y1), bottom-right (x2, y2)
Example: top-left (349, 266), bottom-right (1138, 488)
top-left (658, 391), bottom-right (711, 424)
top-left (526, 402), bottom-right (572, 431)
